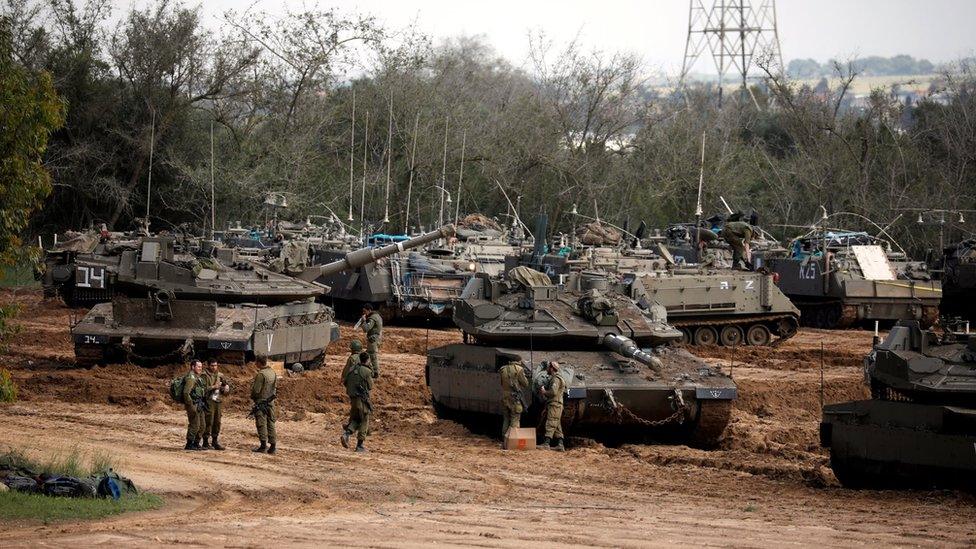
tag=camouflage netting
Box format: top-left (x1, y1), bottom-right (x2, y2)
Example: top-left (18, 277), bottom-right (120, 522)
top-left (456, 213), bottom-right (503, 239)
top-left (576, 222), bottom-right (621, 246)
top-left (508, 266), bottom-right (552, 288)
top-left (53, 231), bottom-right (99, 253)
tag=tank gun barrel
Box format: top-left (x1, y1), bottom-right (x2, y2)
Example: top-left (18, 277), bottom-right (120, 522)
top-left (602, 333), bottom-right (661, 370)
top-left (297, 225), bottom-right (455, 282)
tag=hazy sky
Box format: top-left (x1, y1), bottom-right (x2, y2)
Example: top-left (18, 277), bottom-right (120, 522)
top-left (124, 0), bottom-right (976, 75)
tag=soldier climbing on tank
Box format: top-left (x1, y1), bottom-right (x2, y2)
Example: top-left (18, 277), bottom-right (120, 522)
top-left (201, 360), bottom-right (230, 450)
top-left (183, 359), bottom-right (206, 451)
top-left (538, 361), bottom-right (566, 452)
top-left (250, 357), bottom-right (277, 455)
top-left (360, 304), bottom-right (383, 378)
top-left (722, 220), bottom-right (755, 271)
top-left (499, 360), bottom-right (529, 444)
top-left (341, 350), bottom-right (374, 453)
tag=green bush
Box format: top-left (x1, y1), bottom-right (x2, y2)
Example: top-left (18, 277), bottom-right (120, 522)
top-left (0, 368), bottom-right (17, 403)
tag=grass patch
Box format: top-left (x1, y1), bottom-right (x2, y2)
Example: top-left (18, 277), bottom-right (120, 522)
top-left (0, 490), bottom-right (163, 524)
top-left (0, 368), bottom-right (17, 403)
top-left (1, 447), bottom-right (118, 478)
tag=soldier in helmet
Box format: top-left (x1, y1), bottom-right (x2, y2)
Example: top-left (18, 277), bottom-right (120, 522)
top-left (341, 348), bottom-right (374, 453)
top-left (499, 360), bottom-right (529, 443)
top-left (182, 359), bottom-right (206, 451)
top-left (250, 357), bottom-right (278, 455)
top-left (359, 304), bottom-right (383, 378)
top-left (722, 220), bottom-right (755, 271)
top-left (538, 361), bottom-right (566, 452)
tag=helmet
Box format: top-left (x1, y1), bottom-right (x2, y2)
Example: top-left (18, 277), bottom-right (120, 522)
top-left (350, 339), bottom-right (363, 352)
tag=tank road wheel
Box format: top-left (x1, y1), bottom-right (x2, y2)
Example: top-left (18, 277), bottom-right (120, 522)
top-left (719, 325), bottom-right (744, 347)
top-left (679, 328), bottom-right (692, 345)
top-left (775, 317), bottom-right (799, 340)
top-left (693, 326), bottom-right (718, 346)
top-left (824, 304), bottom-right (842, 329)
top-left (745, 324), bottom-right (772, 346)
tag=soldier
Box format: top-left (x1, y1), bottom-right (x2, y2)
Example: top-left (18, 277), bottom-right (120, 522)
top-left (722, 220), bottom-right (755, 271)
top-left (250, 357), bottom-right (277, 455)
top-left (359, 304), bottom-right (383, 378)
top-left (499, 360), bottom-right (529, 442)
top-left (182, 360), bottom-right (206, 451)
top-left (201, 360), bottom-right (230, 450)
top-left (538, 361), bottom-right (566, 452)
top-left (340, 350), bottom-right (374, 453)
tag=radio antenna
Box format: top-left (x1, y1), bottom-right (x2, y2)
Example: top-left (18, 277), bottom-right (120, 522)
top-left (454, 129), bottom-right (466, 225)
top-left (383, 92), bottom-right (393, 224)
top-left (145, 107), bottom-right (156, 223)
top-left (360, 109), bottom-right (369, 241)
top-left (210, 120), bottom-right (216, 239)
top-left (348, 89), bottom-right (356, 222)
top-left (438, 115), bottom-right (449, 228)
top-left (404, 112), bottom-right (420, 234)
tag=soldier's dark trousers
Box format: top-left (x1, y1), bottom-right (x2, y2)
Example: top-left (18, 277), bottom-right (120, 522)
top-left (254, 402), bottom-right (276, 444)
top-left (185, 402), bottom-right (204, 442)
top-left (346, 397), bottom-right (370, 443)
top-left (205, 401), bottom-right (222, 439)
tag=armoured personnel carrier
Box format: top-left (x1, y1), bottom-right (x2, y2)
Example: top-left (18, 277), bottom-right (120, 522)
top-left (940, 238), bottom-right (976, 323)
top-left (71, 226), bottom-right (454, 368)
top-left (426, 267), bottom-right (737, 447)
top-left (820, 320), bottom-right (976, 489)
top-left (765, 231), bottom-right (941, 328)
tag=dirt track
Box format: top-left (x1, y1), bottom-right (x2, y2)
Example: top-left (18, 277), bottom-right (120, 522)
top-left (1, 289), bottom-right (975, 547)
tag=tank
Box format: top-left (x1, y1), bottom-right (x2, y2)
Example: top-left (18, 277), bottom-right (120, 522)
top-left (71, 226), bottom-right (455, 368)
top-left (38, 230), bottom-right (140, 306)
top-left (940, 238), bottom-right (976, 323)
top-left (425, 267), bottom-right (737, 447)
top-left (766, 231), bottom-right (941, 328)
top-left (820, 320), bottom-right (976, 490)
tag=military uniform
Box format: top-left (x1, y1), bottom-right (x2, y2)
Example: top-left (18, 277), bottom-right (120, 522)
top-left (361, 312), bottom-right (383, 378)
top-left (722, 221), bottom-right (754, 270)
top-left (541, 372), bottom-right (566, 449)
top-left (499, 361), bottom-right (528, 437)
top-left (342, 356), bottom-right (374, 451)
top-left (200, 369), bottom-right (228, 449)
top-left (182, 372), bottom-right (206, 449)
top-left (251, 365), bottom-right (278, 453)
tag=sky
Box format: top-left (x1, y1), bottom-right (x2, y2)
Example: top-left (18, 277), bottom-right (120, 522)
top-left (121, 0), bottom-right (976, 76)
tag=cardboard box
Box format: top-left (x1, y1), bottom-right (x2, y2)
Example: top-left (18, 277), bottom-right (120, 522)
top-left (504, 427), bottom-right (537, 450)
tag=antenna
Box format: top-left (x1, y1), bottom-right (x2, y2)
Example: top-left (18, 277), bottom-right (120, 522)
top-left (404, 113), bottom-right (420, 235)
top-left (680, 0), bottom-right (783, 105)
top-left (695, 131), bottom-right (705, 261)
top-left (438, 116), bottom-right (449, 228)
top-left (454, 129), bottom-right (466, 225)
top-left (384, 92), bottom-right (393, 224)
top-left (360, 110), bottom-right (369, 241)
top-left (145, 108), bottom-right (156, 222)
top-left (210, 121), bottom-right (216, 239)
top-left (348, 89), bottom-right (355, 222)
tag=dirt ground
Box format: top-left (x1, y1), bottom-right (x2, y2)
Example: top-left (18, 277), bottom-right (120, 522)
top-left (1, 288), bottom-right (975, 547)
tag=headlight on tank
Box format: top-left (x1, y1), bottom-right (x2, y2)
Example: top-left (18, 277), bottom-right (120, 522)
top-left (467, 262), bottom-right (476, 271)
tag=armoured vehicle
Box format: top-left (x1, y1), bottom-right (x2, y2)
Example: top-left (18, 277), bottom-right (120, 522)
top-left (426, 267), bottom-right (737, 446)
top-left (820, 320), bottom-right (976, 490)
top-left (765, 231), bottom-right (941, 328)
top-left (39, 230), bottom-right (139, 306)
top-left (71, 226), bottom-right (454, 368)
top-left (940, 238), bottom-right (976, 323)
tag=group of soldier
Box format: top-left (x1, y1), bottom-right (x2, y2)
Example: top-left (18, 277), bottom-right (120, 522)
top-left (500, 359), bottom-right (567, 451)
top-left (179, 304), bottom-right (385, 455)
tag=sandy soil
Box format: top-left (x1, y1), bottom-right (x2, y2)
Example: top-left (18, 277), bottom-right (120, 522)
top-left (1, 288), bottom-right (974, 547)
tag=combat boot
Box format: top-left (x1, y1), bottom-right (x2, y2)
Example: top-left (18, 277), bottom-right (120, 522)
top-left (355, 441), bottom-right (367, 453)
top-left (553, 438), bottom-right (565, 452)
top-left (184, 439), bottom-right (194, 451)
top-left (212, 437), bottom-right (225, 451)
top-left (201, 437), bottom-right (211, 450)
top-left (252, 441), bottom-right (267, 453)
top-left (267, 443), bottom-right (276, 455)
top-left (340, 430), bottom-right (351, 449)
top-left (540, 437), bottom-right (552, 450)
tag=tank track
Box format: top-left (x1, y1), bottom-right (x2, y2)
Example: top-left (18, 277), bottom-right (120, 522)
top-left (672, 313), bottom-right (800, 346)
top-left (689, 399), bottom-right (733, 448)
top-left (795, 300), bottom-right (940, 329)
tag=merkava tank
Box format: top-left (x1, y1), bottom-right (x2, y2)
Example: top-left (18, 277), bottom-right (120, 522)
top-left (71, 226), bottom-right (454, 368)
top-left (940, 238), bottom-right (976, 323)
top-left (820, 320), bottom-right (976, 490)
top-left (426, 266), bottom-right (737, 447)
top-left (765, 231), bottom-right (941, 328)
top-left (38, 229), bottom-right (142, 306)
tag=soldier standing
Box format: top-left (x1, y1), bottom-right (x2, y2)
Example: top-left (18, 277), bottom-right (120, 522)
top-left (201, 360), bottom-right (230, 450)
top-left (499, 360), bottom-right (529, 441)
top-left (359, 304), bottom-right (383, 378)
top-left (538, 361), bottom-right (566, 452)
top-left (182, 360), bottom-right (206, 451)
top-left (722, 220), bottom-right (755, 271)
top-left (250, 357), bottom-right (278, 455)
top-left (341, 350), bottom-right (374, 453)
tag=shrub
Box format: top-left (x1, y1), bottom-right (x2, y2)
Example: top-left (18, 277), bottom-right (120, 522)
top-left (0, 368), bottom-right (17, 403)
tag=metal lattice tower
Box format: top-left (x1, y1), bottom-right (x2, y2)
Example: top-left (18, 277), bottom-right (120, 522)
top-left (680, 0), bottom-right (784, 99)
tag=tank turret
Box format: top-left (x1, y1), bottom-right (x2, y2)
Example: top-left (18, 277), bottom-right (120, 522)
top-left (427, 266), bottom-right (737, 447)
top-left (820, 320), bottom-right (976, 489)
